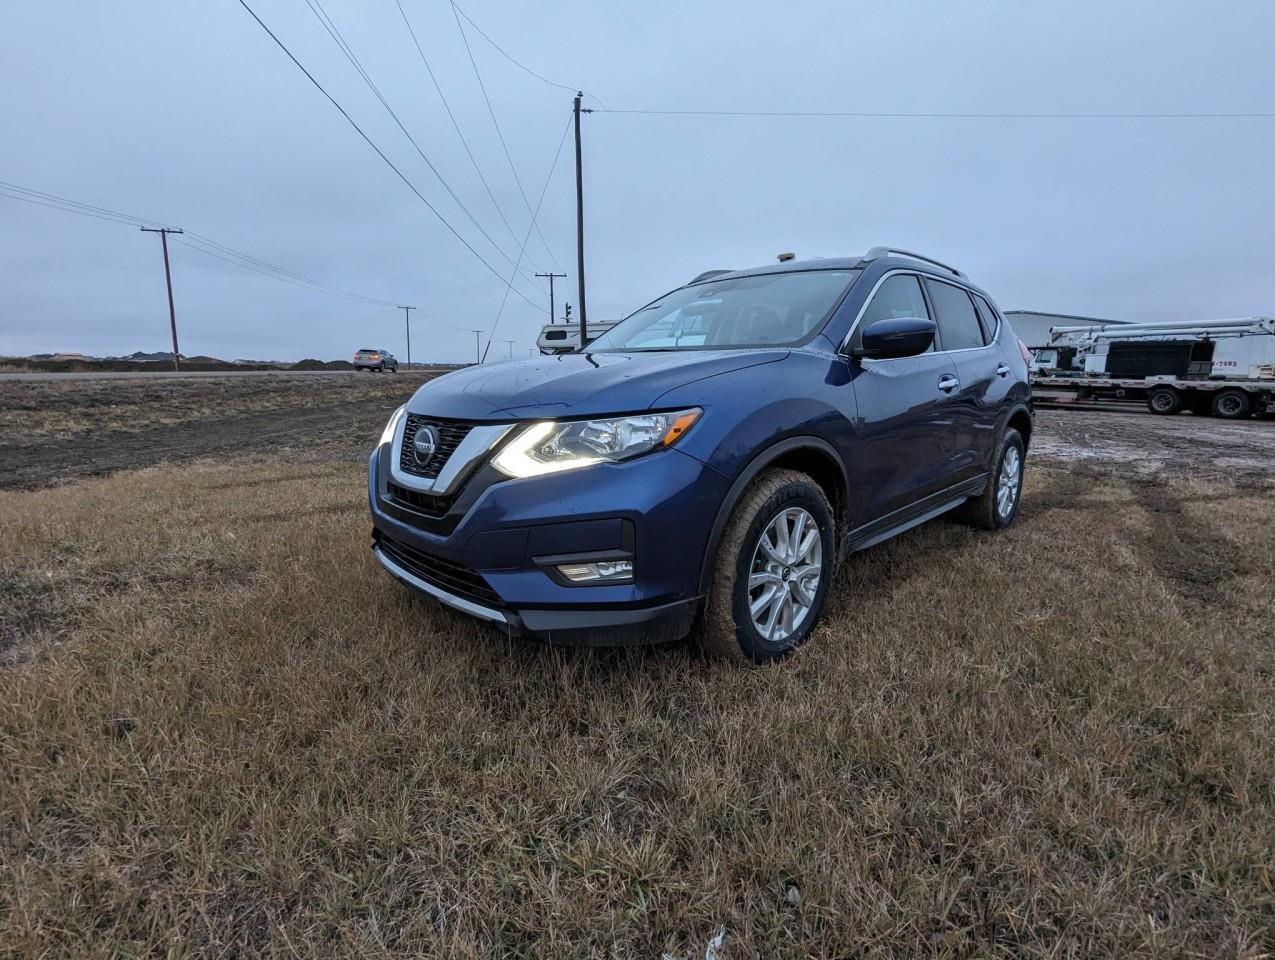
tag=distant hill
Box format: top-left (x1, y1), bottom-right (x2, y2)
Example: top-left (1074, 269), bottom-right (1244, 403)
top-left (1, 350), bottom-right (465, 373)
top-left (114, 350), bottom-right (176, 362)
top-left (0, 352), bottom-right (356, 373)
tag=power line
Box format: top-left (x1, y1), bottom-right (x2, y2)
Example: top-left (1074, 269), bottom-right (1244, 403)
top-left (301, 0), bottom-right (546, 290)
top-left (0, 177), bottom-right (405, 307)
top-left (482, 115), bottom-right (572, 362)
top-left (181, 232), bottom-right (399, 305)
top-left (393, 0), bottom-right (548, 276)
top-left (449, 1), bottom-right (605, 109)
top-left (597, 108), bottom-right (1275, 119)
top-left (233, 0), bottom-right (546, 314)
top-left (172, 237), bottom-right (401, 307)
top-left (0, 180), bottom-right (172, 228)
top-left (450, 1), bottom-right (565, 273)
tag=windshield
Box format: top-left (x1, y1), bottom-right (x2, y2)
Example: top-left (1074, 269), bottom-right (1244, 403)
top-left (587, 269), bottom-right (860, 352)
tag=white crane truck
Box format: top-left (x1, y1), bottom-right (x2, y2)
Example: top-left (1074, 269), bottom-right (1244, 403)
top-left (1031, 316), bottom-right (1275, 419)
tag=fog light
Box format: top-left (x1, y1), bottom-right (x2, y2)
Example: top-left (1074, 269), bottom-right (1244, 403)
top-left (556, 559), bottom-right (634, 583)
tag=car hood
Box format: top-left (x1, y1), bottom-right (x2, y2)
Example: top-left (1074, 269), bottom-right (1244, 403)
top-left (406, 350), bottom-right (787, 420)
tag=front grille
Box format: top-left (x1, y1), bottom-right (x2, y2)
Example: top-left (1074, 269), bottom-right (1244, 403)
top-left (377, 533), bottom-right (502, 608)
top-left (386, 481), bottom-right (454, 519)
top-left (399, 415), bottom-right (473, 480)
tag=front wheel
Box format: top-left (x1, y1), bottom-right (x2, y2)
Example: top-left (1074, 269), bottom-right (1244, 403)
top-left (700, 469), bottom-right (835, 664)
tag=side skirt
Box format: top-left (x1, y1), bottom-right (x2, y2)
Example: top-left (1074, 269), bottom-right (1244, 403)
top-left (844, 473), bottom-right (988, 555)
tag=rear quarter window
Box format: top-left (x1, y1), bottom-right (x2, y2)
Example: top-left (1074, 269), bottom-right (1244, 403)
top-left (972, 295), bottom-right (1000, 342)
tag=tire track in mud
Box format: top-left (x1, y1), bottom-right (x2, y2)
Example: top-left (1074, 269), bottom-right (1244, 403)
top-left (1129, 483), bottom-right (1250, 604)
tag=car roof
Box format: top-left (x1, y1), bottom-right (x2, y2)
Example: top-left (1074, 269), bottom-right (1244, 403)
top-left (687, 251), bottom-right (996, 303)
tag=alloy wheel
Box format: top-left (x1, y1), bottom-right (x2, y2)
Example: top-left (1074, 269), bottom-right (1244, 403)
top-left (997, 446), bottom-right (1021, 519)
top-left (747, 507), bottom-right (823, 644)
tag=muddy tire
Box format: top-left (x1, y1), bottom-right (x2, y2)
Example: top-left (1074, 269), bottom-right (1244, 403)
top-left (1147, 387), bottom-right (1182, 415)
top-left (699, 469), bottom-right (835, 665)
top-left (1211, 389), bottom-right (1252, 420)
top-left (961, 428), bottom-right (1025, 531)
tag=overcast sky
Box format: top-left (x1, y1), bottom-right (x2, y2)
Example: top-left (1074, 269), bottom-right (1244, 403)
top-left (3, 1), bottom-right (1273, 363)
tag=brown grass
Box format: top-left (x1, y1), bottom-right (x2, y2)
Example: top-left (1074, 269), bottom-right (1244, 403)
top-left (1, 457), bottom-right (1273, 957)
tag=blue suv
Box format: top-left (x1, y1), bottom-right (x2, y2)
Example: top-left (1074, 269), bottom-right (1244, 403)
top-left (368, 248), bottom-right (1032, 663)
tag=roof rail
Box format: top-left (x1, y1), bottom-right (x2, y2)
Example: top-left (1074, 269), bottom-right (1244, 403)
top-left (862, 247), bottom-right (966, 279)
top-left (690, 269), bottom-right (734, 283)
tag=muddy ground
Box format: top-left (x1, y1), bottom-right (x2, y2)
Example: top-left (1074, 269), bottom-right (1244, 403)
top-left (1, 373), bottom-right (1272, 489)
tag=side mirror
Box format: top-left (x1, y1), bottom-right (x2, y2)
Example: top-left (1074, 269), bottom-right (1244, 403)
top-left (855, 317), bottom-right (936, 360)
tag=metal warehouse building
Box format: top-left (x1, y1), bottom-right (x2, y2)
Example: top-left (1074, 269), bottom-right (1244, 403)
top-left (1004, 310), bottom-right (1126, 348)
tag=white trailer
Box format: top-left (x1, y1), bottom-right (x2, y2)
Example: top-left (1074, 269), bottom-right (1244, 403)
top-left (1031, 316), bottom-right (1275, 419)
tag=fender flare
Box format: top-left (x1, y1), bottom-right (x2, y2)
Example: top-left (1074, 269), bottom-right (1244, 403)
top-left (999, 400), bottom-right (1035, 446)
top-left (696, 436), bottom-right (849, 595)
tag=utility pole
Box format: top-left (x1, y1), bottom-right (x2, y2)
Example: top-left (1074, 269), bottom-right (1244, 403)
top-left (573, 92), bottom-right (591, 348)
top-left (505, 339), bottom-right (515, 359)
top-left (400, 305), bottom-right (415, 367)
top-left (471, 329), bottom-right (483, 365)
top-left (139, 227), bottom-right (184, 371)
top-left (535, 272), bottom-right (566, 325)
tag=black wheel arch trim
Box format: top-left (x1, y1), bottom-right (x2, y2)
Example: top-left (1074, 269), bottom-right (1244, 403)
top-left (999, 400), bottom-right (1034, 446)
top-left (696, 435), bottom-right (849, 595)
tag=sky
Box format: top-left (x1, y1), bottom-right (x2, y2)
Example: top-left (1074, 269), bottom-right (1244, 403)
top-left (2, 0), bottom-right (1274, 364)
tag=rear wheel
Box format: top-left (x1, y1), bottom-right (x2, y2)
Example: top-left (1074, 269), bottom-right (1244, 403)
top-left (1211, 389), bottom-right (1252, 420)
top-left (700, 469), bottom-right (835, 665)
top-left (1147, 386), bottom-right (1182, 415)
top-left (961, 428), bottom-right (1025, 530)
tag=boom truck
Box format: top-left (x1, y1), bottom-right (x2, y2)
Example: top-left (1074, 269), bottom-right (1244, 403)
top-left (1030, 316), bottom-right (1275, 418)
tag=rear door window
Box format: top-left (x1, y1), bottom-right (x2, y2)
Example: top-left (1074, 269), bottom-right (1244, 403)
top-left (925, 279), bottom-right (986, 350)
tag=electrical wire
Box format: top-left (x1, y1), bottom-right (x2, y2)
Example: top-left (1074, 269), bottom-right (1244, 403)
top-left (393, 0), bottom-right (545, 276)
top-left (0, 178), bottom-right (403, 307)
top-left (173, 236), bottom-right (396, 306)
top-left (301, 0), bottom-right (547, 290)
top-left (0, 180), bottom-right (172, 228)
top-left (596, 108), bottom-right (1275, 119)
top-left (481, 114), bottom-right (572, 361)
top-left (233, 0), bottom-right (547, 314)
top-left (450, 1), bottom-right (565, 273)
top-left (449, 1), bottom-right (605, 109)
top-left (177, 235), bottom-right (402, 306)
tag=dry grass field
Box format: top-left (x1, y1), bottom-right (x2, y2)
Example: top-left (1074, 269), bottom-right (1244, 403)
top-left (2, 376), bottom-right (1274, 957)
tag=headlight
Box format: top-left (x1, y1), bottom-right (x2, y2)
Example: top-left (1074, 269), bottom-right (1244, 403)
top-left (492, 408), bottom-right (701, 479)
top-left (379, 405), bottom-right (406, 446)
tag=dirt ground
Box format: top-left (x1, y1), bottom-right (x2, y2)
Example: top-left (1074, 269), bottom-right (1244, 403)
top-left (0, 372), bottom-right (439, 489)
top-left (2, 374), bottom-right (1273, 490)
top-left (1031, 406), bottom-right (1275, 483)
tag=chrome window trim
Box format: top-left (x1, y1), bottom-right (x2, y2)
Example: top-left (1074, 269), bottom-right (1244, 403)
top-left (389, 418), bottom-right (513, 496)
top-left (840, 269), bottom-right (1000, 362)
top-left (374, 547), bottom-right (508, 624)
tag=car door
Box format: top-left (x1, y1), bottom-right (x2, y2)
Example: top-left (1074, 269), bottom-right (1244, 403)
top-left (845, 272), bottom-right (964, 525)
top-left (923, 279), bottom-right (1003, 482)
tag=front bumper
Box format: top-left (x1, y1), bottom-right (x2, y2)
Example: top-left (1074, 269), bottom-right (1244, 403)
top-left (373, 543), bottom-right (699, 645)
top-left (367, 439), bottom-right (728, 646)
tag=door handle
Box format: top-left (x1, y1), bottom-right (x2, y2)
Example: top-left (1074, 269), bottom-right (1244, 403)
top-left (996, 363), bottom-right (1011, 378)
top-left (937, 374), bottom-right (960, 393)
